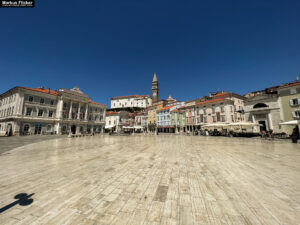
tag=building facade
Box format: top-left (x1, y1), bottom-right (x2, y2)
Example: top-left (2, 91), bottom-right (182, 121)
top-left (157, 103), bottom-right (184, 133)
top-left (278, 81), bottom-right (300, 121)
top-left (105, 111), bottom-right (119, 131)
top-left (244, 89), bottom-right (281, 133)
top-left (0, 86), bottom-right (106, 136)
top-left (110, 95), bottom-right (152, 109)
top-left (170, 108), bottom-right (186, 133)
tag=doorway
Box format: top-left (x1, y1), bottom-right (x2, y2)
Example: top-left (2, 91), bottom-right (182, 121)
top-left (34, 124), bottom-right (42, 135)
top-left (7, 124), bottom-right (13, 136)
top-left (258, 121), bottom-right (266, 132)
top-left (71, 125), bottom-right (76, 134)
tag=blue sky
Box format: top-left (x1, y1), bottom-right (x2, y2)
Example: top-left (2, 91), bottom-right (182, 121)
top-left (0, 0), bottom-right (299, 106)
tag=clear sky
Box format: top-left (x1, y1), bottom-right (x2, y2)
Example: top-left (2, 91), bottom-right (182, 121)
top-left (0, 0), bottom-right (299, 106)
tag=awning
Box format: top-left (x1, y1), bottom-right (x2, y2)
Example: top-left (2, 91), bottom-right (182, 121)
top-left (202, 123), bottom-right (229, 127)
top-left (133, 126), bottom-right (144, 129)
top-left (105, 125), bottom-right (115, 129)
top-left (279, 120), bottom-right (299, 125)
top-left (228, 122), bottom-right (261, 127)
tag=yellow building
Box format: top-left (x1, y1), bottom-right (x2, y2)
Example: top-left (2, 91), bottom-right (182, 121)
top-left (147, 100), bottom-right (167, 132)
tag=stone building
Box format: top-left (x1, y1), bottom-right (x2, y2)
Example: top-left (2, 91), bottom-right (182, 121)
top-left (105, 111), bottom-right (119, 132)
top-left (0, 86), bottom-right (106, 136)
top-left (110, 95), bottom-right (152, 109)
top-left (244, 86), bottom-right (281, 133)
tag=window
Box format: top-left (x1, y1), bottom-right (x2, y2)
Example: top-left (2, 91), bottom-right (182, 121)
top-left (26, 108), bottom-right (32, 116)
top-left (47, 125), bottom-right (52, 131)
top-left (29, 96), bottom-right (33, 102)
top-left (221, 115), bottom-right (225, 122)
top-left (203, 109), bottom-right (206, 115)
top-left (292, 110), bottom-right (300, 118)
top-left (40, 98), bottom-right (44, 104)
top-left (11, 107), bottom-right (14, 115)
top-left (290, 98), bottom-right (299, 106)
top-left (38, 109), bottom-right (43, 117)
top-left (221, 106), bottom-right (224, 112)
top-left (24, 124), bottom-right (30, 132)
top-left (63, 103), bottom-right (67, 108)
top-left (212, 107), bottom-right (215, 114)
top-left (204, 117), bottom-right (207, 123)
top-left (50, 100), bottom-right (54, 105)
top-left (290, 88), bottom-right (297, 94)
top-left (231, 115), bottom-right (234, 122)
top-left (49, 111), bottom-right (53, 117)
top-left (213, 116), bottom-right (216, 122)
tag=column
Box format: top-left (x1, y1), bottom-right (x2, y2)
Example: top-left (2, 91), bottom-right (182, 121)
top-left (268, 113), bottom-right (273, 130)
top-left (55, 122), bottom-right (61, 135)
top-left (77, 103), bottom-right (81, 120)
top-left (85, 104), bottom-right (88, 120)
top-left (56, 98), bottom-right (64, 119)
top-left (69, 101), bottom-right (73, 119)
top-left (18, 92), bottom-right (24, 115)
top-left (251, 114), bottom-right (255, 123)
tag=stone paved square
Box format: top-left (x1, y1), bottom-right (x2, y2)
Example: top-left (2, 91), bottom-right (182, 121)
top-left (0, 135), bottom-right (299, 225)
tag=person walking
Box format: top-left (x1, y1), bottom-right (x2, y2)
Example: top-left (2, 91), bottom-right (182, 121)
top-left (291, 125), bottom-right (299, 144)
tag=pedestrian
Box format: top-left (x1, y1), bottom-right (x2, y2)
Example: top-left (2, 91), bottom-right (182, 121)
top-left (261, 130), bottom-right (266, 139)
top-left (291, 125), bottom-right (299, 144)
top-left (268, 129), bottom-right (273, 140)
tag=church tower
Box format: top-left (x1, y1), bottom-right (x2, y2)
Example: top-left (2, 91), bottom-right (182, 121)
top-left (152, 72), bottom-right (159, 104)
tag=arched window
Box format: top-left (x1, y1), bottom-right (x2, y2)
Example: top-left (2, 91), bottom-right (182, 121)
top-left (47, 125), bottom-right (52, 131)
top-left (24, 124), bottom-right (30, 132)
top-left (253, 103), bottom-right (268, 109)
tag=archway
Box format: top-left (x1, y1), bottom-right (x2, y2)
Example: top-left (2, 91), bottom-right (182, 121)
top-left (253, 103), bottom-right (268, 109)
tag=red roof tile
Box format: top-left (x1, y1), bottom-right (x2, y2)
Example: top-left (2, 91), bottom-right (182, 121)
top-left (106, 111), bottom-right (118, 115)
top-left (88, 100), bottom-right (106, 107)
top-left (157, 105), bottom-right (174, 111)
top-left (278, 81), bottom-right (300, 89)
top-left (196, 98), bottom-right (229, 106)
top-left (212, 92), bottom-right (231, 98)
top-left (22, 87), bottom-right (58, 96)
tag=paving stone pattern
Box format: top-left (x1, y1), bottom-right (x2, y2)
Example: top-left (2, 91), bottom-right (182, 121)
top-left (0, 135), bottom-right (299, 225)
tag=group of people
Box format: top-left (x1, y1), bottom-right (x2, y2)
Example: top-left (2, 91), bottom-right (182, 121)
top-left (260, 125), bottom-right (299, 144)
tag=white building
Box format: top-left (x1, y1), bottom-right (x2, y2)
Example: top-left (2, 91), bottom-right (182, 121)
top-left (105, 111), bottom-right (119, 131)
top-left (111, 95), bottom-right (152, 109)
top-left (0, 86), bottom-right (106, 136)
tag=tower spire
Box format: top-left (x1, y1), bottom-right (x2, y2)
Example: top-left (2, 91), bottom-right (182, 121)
top-left (153, 72), bottom-right (157, 82)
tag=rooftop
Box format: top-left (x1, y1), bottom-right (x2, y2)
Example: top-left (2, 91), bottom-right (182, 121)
top-left (22, 87), bottom-right (58, 96)
top-left (157, 105), bottom-right (174, 111)
top-left (196, 98), bottom-right (230, 106)
top-left (111, 94), bottom-right (150, 100)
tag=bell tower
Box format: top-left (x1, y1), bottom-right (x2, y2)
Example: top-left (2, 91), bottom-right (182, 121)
top-left (152, 72), bottom-right (159, 103)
